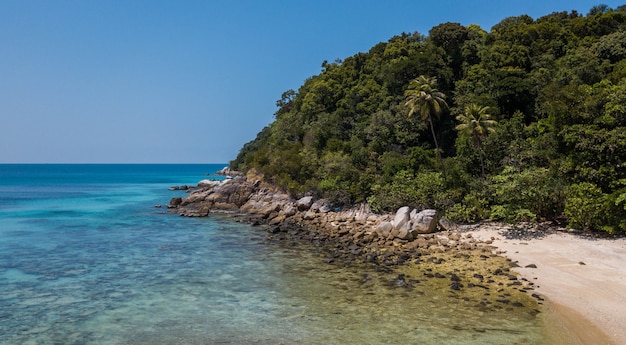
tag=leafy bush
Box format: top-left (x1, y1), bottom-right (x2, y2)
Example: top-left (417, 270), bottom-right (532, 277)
top-left (446, 193), bottom-right (490, 223)
top-left (489, 205), bottom-right (536, 222)
top-left (367, 170), bottom-right (451, 213)
top-left (489, 167), bottom-right (565, 222)
top-left (315, 151), bottom-right (360, 205)
top-left (564, 182), bottom-right (608, 231)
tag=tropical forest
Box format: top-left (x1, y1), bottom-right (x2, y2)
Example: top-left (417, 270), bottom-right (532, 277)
top-left (231, 4), bottom-right (626, 234)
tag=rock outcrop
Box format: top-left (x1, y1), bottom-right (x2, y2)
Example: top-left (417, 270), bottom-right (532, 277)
top-left (171, 173), bottom-right (449, 247)
top-left (175, 177), bottom-right (256, 216)
top-left (215, 166), bottom-right (244, 177)
top-left (167, 172), bottom-right (541, 302)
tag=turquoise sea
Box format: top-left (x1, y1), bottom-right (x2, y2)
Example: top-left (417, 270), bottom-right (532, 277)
top-left (0, 164), bottom-right (568, 344)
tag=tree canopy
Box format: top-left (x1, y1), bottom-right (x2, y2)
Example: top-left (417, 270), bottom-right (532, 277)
top-left (231, 5), bottom-right (626, 233)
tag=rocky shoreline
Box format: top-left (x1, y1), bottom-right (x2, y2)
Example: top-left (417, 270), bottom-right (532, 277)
top-left (167, 171), bottom-right (543, 312)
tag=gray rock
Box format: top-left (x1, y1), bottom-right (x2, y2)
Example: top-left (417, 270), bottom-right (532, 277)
top-left (311, 199), bottom-right (330, 212)
top-left (181, 189), bottom-right (212, 205)
top-left (438, 217), bottom-right (456, 232)
top-left (215, 167), bottom-right (243, 176)
top-left (256, 202), bottom-right (280, 218)
top-left (179, 205), bottom-right (210, 217)
top-left (354, 203), bottom-right (371, 222)
top-left (388, 227), bottom-right (400, 240)
top-left (303, 211), bottom-right (317, 220)
top-left (280, 204), bottom-right (298, 217)
top-left (240, 198), bottom-right (259, 212)
top-left (318, 204), bottom-right (331, 213)
top-left (269, 214), bottom-right (287, 225)
top-left (393, 206), bottom-right (411, 231)
top-left (410, 209), bottom-right (439, 234)
top-left (396, 222), bottom-right (414, 240)
top-left (296, 196), bottom-right (314, 211)
top-left (375, 221), bottom-right (393, 237)
top-left (198, 179), bottom-right (221, 187)
top-left (188, 178), bottom-right (255, 209)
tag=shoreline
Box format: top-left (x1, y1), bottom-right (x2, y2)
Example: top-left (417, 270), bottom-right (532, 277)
top-left (170, 176), bottom-right (625, 344)
top-left (545, 301), bottom-right (615, 345)
top-left (464, 224), bottom-right (626, 345)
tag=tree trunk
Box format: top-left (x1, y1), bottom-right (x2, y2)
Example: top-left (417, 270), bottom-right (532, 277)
top-left (479, 150), bottom-right (485, 179)
top-left (429, 118), bottom-right (446, 180)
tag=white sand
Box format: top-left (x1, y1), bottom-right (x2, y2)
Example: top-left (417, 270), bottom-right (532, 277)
top-left (465, 224), bottom-right (626, 345)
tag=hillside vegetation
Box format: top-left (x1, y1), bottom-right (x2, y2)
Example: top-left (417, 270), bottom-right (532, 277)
top-left (231, 5), bottom-right (626, 233)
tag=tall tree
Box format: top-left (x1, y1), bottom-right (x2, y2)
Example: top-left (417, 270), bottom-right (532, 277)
top-left (429, 22), bottom-right (470, 78)
top-left (404, 75), bottom-right (449, 177)
top-left (455, 103), bottom-right (497, 178)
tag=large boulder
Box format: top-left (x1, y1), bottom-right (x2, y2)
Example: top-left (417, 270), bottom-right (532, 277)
top-left (240, 198), bottom-right (259, 213)
top-left (296, 196), bottom-right (314, 211)
top-left (198, 179), bottom-right (221, 187)
top-left (393, 206), bottom-right (411, 231)
top-left (241, 188), bottom-right (292, 218)
top-left (279, 203), bottom-right (298, 217)
top-left (396, 223), bottom-right (413, 240)
top-left (196, 178), bottom-right (255, 208)
top-left (254, 202), bottom-right (281, 218)
top-left (176, 178), bottom-right (258, 217)
top-left (217, 179), bottom-right (256, 207)
top-left (180, 189), bottom-right (212, 206)
top-left (410, 209), bottom-right (439, 234)
top-left (169, 197), bottom-right (183, 207)
top-left (375, 221), bottom-right (393, 238)
top-left (310, 199), bottom-right (331, 213)
top-left (215, 167), bottom-right (243, 176)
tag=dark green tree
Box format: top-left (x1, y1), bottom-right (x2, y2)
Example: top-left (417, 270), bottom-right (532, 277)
top-left (429, 22), bottom-right (469, 78)
top-left (455, 104), bottom-right (497, 178)
top-left (230, 4), bottom-right (626, 232)
top-left (404, 75), bottom-right (449, 177)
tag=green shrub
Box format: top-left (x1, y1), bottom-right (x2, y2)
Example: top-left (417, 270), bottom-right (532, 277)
top-left (564, 182), bottom-right (608, 231)
top-left (488, 205), bottom-right (536, 223)
top-left (489, 166), bottom-right (565, 222)
top-left (489, 205), bottom-right (513, 222)
top-left (367, 170), bottom-right (450, 213)
top-left (446, 193), bottom-right (490, 223)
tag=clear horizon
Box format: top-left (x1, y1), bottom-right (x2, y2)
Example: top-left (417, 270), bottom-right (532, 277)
top-left (1, 0), bottom-right (623, 164)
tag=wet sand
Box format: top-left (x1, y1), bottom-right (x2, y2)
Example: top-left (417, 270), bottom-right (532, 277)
top-left (465, 224), bottom-right (626, 345)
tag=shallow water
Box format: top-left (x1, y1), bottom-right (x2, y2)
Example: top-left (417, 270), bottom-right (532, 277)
top-left (0, 164), bottom-right (569, 344)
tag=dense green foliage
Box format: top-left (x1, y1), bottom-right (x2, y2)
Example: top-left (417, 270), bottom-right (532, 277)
top-left (232, 5), bottom-right (626, 233)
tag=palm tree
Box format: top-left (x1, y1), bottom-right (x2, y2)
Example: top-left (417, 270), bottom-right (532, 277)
top-left (455, 103), bottom-right (497, 178)
top-left (404, 75), bottom-right (448, 177)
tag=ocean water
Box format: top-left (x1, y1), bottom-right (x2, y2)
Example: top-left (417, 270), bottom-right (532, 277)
top-left (0, 164), bottom-right (567, 344)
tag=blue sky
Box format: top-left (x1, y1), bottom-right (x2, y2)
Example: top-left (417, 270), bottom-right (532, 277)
top-left (1, 0), bottom-right (623, 163)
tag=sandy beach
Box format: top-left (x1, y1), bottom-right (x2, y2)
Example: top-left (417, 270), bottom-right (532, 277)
top-left (465, 224), bottom-right (626, 345)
